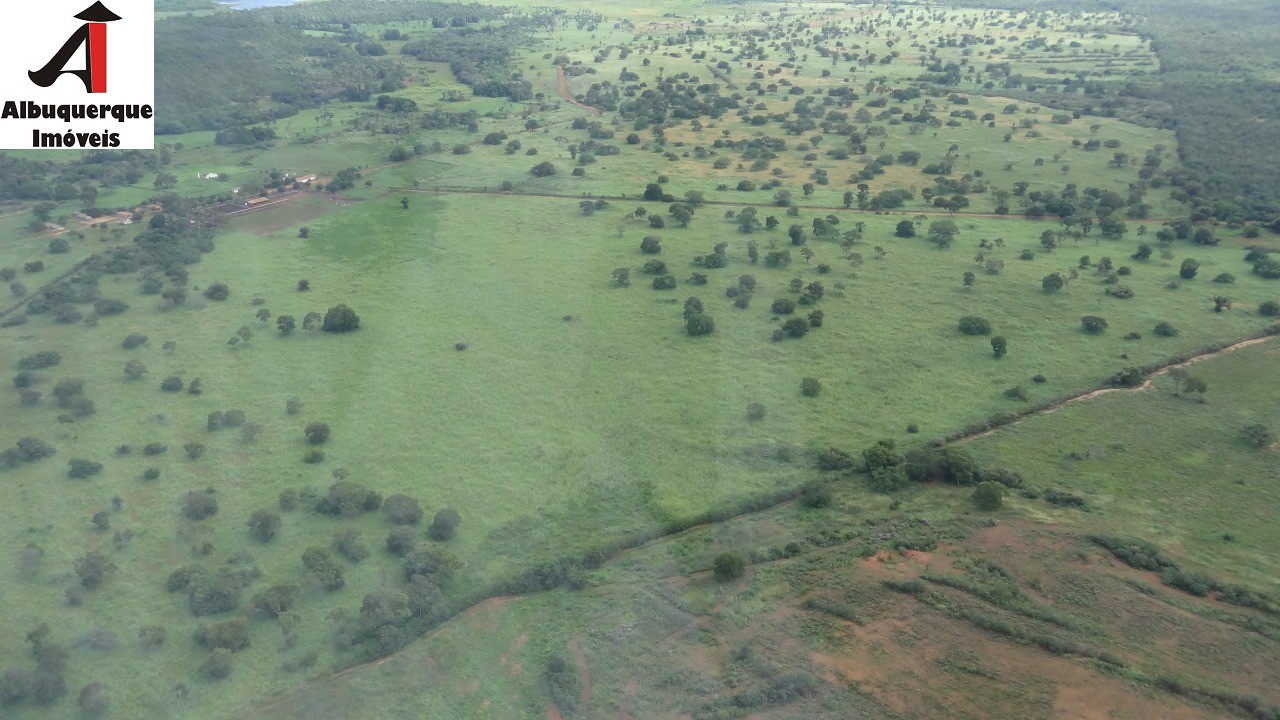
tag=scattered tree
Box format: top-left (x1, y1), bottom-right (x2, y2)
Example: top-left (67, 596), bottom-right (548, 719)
top-left (1080, 315), bottom-right (1109, 334)
top-left (991, 336), bottom-right (1007, 358)
top-left (958, 316), bottom-right (992, 336)
top-left (247, 510), bottom-right (281, 542)
top-left (305, 422), bottom-right (331, 445)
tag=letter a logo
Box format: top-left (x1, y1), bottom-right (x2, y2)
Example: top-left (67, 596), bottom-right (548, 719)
top-left (29, 1), bottom-right (122, 93)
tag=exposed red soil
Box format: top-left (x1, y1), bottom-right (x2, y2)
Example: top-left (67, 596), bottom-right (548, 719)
top-left (557, 65), bottom-right (602, 114)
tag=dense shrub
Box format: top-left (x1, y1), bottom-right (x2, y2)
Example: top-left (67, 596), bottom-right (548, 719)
top-left (972, 482), bottom-right (1005, 510)
top-left (17, 351), bottom-right (61, 371)
top-left (1043, 489), bottom-right (1087, 507)
top-left (770, 298), bottom-right (796, 314)
top-left (402, 543), bottom-right (460, 580)
top-left (182, 491), bottom-right (218, 520)
top-left (203, 283), bottom-right (229, 301)
top-left (196, 618), bottom-right (250, 652)
top-left (16, 437), bottom-right (56, 461)
top-left (651, 274), bottom-right (676, 290)
top-left (315, 482), bottom-right (382, 517)
top-left (685, 313), bottom-right (715, 336)
top-left (1080, 315), bottom-right (1108, 334)
top-left (799, 377), bottom-right (821, 397)
top-left (866, 465), bottom-right (909, 493)
top-left (304, 422), bottom-right (330, 445)
top-left (67, 459), bottom-right (103, 479)
top-left (957, 316), bottom-right (991, 335)
top-left (382, 494), bottom-right (424, 525)
top-left (980, 468), bottom-right (1024, 488)
top-left (427, 508), bottom-right (461, 541)
top-left (333, 527), bottom-right (370, 562)
top-left (815, 447), bottom-right (854, 471)
top-left (1153, 322), bottom-right (1179, 337)
top-left (712, 552), bottom-right (746, 581)
top-left (247, 510), bottom-right (281, 542)
top-left (799, 481), bottom-right (832, 508)
top-left (386, 527), bottom-right (418, 556)
top-left (160, 376), bottom-right (183, 392)
top-left (188, 569), bottom-right (242, 616)
top-left (322, 305), bottom-right (360, 332)
top-left (1108, 367), bottom-right (1144, 387)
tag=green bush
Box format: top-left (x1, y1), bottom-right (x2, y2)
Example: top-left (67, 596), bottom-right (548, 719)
top-left (1080, 315), bottom-right (1108, 334)
top-left (651, 274), bottom-right (676, 290)
top-left (321, 305), bottom-right (360, 332)
top-left (972, 482), bottom-right (1005, 510)
top-left (958, 316), bottom-right (991, 335)
top-left (866, 465), bottom-right (909, 493)
top-left (712, 552), bottom-right (746, 581)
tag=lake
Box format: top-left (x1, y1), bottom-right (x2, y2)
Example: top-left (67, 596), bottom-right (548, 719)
top-left (221, 0), bottom-right (299, 8)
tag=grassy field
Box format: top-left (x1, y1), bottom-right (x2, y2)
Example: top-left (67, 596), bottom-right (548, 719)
top-left (966, 339), bottom-right (1280, 589)
top-left (1, 1), bottom-right (1278, 718)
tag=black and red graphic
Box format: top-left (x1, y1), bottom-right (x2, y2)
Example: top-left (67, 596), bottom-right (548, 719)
top-left (28, 2), bottom-right (122, 94)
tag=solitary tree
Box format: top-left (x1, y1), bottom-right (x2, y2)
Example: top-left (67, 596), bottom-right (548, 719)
top-left (991, 336), bottom-right (1007, 358)
top-left (321, 305), bottom-right (359, 332)
top-left (927, 219), bottom-right (958, 248)
top-left (1042, 272), bottom-right (1065, 294)
top-left (1241, 424), bottom-right (1274, 449)
top-left (74, 551), bottom-right (116, 589)
top-left (1179, 258), bottom-right (1199, 280)
top-left (1081, 315), bottom-right (1109, 334)
top-left (958, 316), bottom-right (992, 336)
top-left (894, 220), bottom-right (916, 238)
top-left (305, 422), bottom-right (331, 445)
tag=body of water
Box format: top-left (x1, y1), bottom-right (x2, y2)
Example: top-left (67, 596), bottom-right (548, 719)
top-left (221, 0), bottom-right (299, 9)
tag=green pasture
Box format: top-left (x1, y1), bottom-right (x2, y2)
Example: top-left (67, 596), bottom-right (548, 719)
top-left (967, 340), bottom-right (1280, 589)
top-left (0, 1), bottom-right (1278, 718)
top-left (2, 191), bottom-right (1275, 719)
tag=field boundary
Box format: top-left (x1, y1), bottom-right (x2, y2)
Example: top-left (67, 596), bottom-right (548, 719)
top-left (951, 329), bottom-right (1280, 444)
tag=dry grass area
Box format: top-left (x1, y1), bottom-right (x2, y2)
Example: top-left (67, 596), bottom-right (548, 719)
top-left (244, 517), bottom-right (1280, 719)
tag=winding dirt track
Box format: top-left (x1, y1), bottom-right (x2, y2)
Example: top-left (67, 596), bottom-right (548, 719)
top-left (239, 329), bottom-right (1277, 719)
top-left (957, 334), bottom-right (1278, 443)
top-left (557, 65), bottom-right (603, 114)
